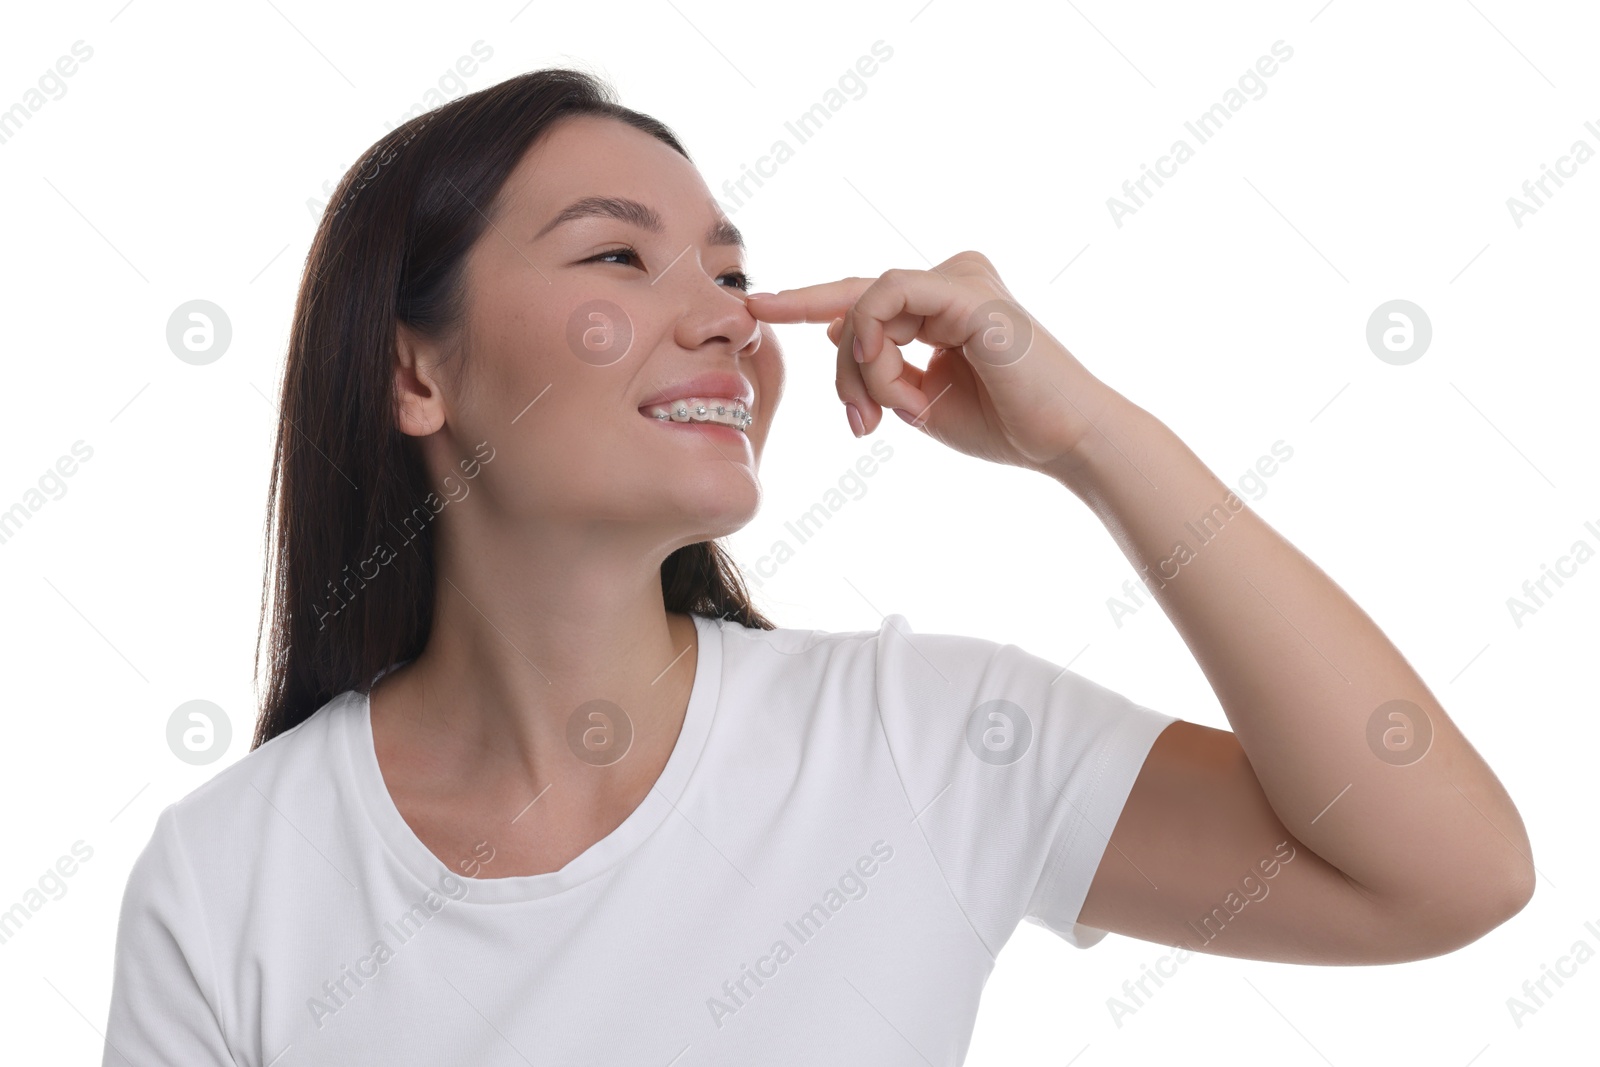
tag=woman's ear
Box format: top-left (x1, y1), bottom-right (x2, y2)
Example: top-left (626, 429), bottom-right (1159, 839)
top-left (393, 322), bottom-right (447, 437)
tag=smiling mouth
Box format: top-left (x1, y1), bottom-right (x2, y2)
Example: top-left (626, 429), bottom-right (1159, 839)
top-left (639, 397), bottom-right (752, 433)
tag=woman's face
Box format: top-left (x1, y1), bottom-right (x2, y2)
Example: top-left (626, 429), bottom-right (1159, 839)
top-left (414, 113), bottom-right (784, 549)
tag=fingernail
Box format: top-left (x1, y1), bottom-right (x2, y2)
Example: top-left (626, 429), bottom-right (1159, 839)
top-left (747, 291), bottom-right (776, 299)
top-left (852, 336), bottom-right (864, 363)
top-left (845, 402), bottom-right (865, 438)
top-left (893, 407), bottom-right (918, 426)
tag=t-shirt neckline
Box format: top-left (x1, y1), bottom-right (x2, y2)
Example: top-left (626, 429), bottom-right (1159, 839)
top-left (343, 612), bottom-right (724, 904)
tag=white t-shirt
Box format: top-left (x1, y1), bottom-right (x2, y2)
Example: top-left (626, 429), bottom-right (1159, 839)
top-left (103, 612), bottom-right (1177, 1066)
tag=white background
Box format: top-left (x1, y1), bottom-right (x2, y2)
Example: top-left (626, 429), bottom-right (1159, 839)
top-left (1, 0), bottom-right (1595, 1063)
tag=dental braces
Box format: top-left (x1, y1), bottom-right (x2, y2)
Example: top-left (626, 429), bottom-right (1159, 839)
top-left (651, 400), bottom-right (752, 431)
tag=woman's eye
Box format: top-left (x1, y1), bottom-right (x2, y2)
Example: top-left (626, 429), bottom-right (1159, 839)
top-left (589, 247), bottom-right (752, 291)
top-left (591, 247), bottom-right (640, 268)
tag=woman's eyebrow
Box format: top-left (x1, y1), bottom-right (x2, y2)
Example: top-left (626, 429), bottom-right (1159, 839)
top-left (534, 195), bottom-right (744, 250)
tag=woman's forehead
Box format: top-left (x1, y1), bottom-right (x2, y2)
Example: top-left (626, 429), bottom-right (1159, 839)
top-left (507, 117), bottom-right (709, 222)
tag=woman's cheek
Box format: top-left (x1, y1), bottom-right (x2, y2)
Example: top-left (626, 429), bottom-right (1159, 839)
top-left (755, 326), bottom-right (785, 408)
top-left (554, 296), bottom-right (643, 370)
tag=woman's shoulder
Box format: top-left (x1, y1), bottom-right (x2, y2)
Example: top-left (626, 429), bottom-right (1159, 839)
top-left (714, 610), bottom-right (913, 655)
top-left (715, 610), bottom-right (1015, 672)
top-left (139, 688), bottom-right (364, 871)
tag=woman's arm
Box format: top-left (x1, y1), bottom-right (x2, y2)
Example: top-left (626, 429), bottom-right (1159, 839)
top-left (1053, 390), bottom-right (1535, 961)
top-left (102, 805), bottom-right (236, 1065)
top-left (747, 253), bottom-right (1534, 962)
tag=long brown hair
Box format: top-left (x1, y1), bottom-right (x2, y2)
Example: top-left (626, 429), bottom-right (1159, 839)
top-left (252, 67), bottom-right (774, 751)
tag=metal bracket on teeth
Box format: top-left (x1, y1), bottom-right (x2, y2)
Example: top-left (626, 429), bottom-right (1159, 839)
top-left (661, 401), bottom-right (750, 429)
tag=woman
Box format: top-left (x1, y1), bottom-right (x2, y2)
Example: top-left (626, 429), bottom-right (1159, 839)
top-left (102, 67), bottom-right (1533, 1064)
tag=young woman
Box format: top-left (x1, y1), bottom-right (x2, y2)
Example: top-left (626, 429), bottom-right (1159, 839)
top-left (102, 67), bottom-right (1534, 1065)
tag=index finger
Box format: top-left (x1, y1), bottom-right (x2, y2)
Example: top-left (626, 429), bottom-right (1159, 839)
top-left (745, 277), bottom-right (875, 324)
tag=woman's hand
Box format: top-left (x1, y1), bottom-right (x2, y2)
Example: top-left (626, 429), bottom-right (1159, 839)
top-left (745, 251), bottom-right (1124, 475)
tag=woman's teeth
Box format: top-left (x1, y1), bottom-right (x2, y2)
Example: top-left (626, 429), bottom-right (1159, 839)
top-left (644, 397), bottom-right (752, 432)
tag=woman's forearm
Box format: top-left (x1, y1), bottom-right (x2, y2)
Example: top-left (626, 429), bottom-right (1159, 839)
top-left (1043, 389), bottom-right (1534, 915)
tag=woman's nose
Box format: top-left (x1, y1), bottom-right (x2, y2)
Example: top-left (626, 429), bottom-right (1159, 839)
top-left (667, 263), bottom-right (761, 353)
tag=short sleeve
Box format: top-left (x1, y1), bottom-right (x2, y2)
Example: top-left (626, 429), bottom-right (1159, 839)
top-left (102, 803), bottom-right (236, 1066)
top-left (872, 614), bottom-right (1178, 956)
